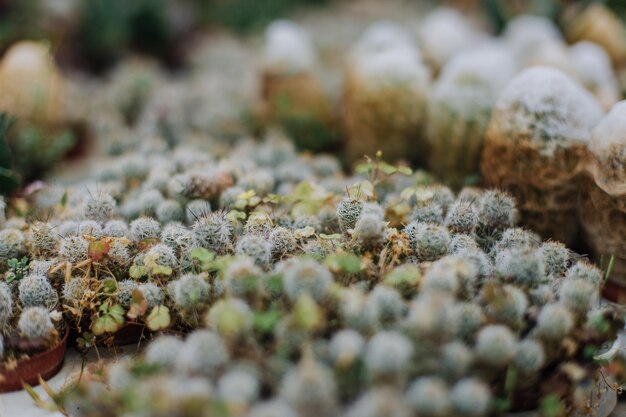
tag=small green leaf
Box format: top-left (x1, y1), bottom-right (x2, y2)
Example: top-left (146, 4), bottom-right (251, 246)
top-left (190, 247), bottom-right (215, 262)
top-left (102, 278), bottom-right (118, 294)
top-left (129, 265), bottom-right (148, 279)
top-left (325, 253), bottom-right (362, 274)
top-left (92, 310), bottom-right (124, 336)
top-left (150, 264), bottom-right (172, 276)
top-left (397, 166), bottom-right (413, 176)
top-left (539, 395), bottom-right (565, 417)
top-left (146, 305), bottom-right (171, 331)
top-left (60, 191), bottom-right (68, 207)
top-left (253, 309), bottom-right (282, 334)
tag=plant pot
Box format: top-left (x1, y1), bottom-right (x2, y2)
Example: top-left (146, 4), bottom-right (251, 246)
top-left (504, 379), bottom-right (617, 417)
top-left (0, 327), bottom-right (69, 393)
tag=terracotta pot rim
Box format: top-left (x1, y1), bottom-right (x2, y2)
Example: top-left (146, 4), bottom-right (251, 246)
top-left (0, 327), bottom-right (69, 393)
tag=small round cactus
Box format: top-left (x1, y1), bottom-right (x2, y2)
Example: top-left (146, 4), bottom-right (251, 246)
top-left (449, 234), bottom-right (480, 254)
top-left (477, 190), bottom-right (517, 230)
top-left (63, 277), bottom-right (89, 307)
top-left (223, 258), bottom-right (262, 298)
top-left (337, 198), bottom-right (364, 233)
top-left (117, 279), bottom-right (138, 308)
top-left (0, 282), bottom-right (13, 328)
top-left (84, 192), bottom-right (116, 222)
top-left (404, 222), bottom-right (450, 262)
top-left (514, 338), bottom-right (545, 375)
top-left (129, 217), bottom-right (161, 242)
top-left (495, 248), bottom-right (544, 287)
top-left (269, 227), bottom-right (297, 259)
top-left (248, 400), bottom-right (297, 417)
top-left (329, 329), bottom-right (365, 367)
top-left (145, 335), bottom-right (184, 369)
top-left (565, 261), bottom-right (603, 287)
top-left (484, 284), bottom-right (528, 329)
top-left (365, 285), bottom-right (406, 326)
top-left (364, 331), bottom-right (413, 379)
top-left (475, 325), bottom-right (517, 368)
top-left (235, 235), bottom-right (272, 267)
top-left (170, 274), bottom-right (211, 308)
top-left (412, 203), bottom-right (444, 224)
top-left (279, 354), bottom-right (337, 417)
top-left (450, 378), bottom-right (492, 417)
top-left (206, 298), bottom-right (253, 339)
top-left (559, 278), bottom-right (598, 316)
top-left (145, 243), bottom-right (178, 269)
top-left (452, 302), bottom-right (486, 341)
top-left (156, 199), bottom-right (184, 224)
top-left (354, 213), bottom-right (387, 249)
top-left (445, 201), bottom-right (478, 234)
top-left (0, 228), bottom-right (25, 259)
top-left (28, 222), bottom-right (58, 255)
top-left (18, 306), bottom-right (54, 340)
top-left (422, 255), bottom-right (476, 297)
top-left (406, 376), bottom-right (451, 417)
top-left (104, 220), bottom-right (129, 238)
top-left (19, 274), bottom-right (57, 308)
top-left (59, 236), bottom-right (89, 264)
top-left (175, 330), bottom-right (230, 376)
top-left (191, 212), bottom-right (233, 254)
top-left (281, 258), bottom-right (332, 302)
top-left (186, 199), bottom-right (212, 224)
top-left (138, 283), bottom-right (164, 308)
top-left (440, 341), bottom-right (474, 381)
top-left (79, 220), bottom-right (103, 238)
top-left (539, 241), bottom-right (571, 277)
top-left (217, 369), bottom-right (260, 406)
top-left (536, 303), bottom-right (574, 340)
top-left (160, 223), bottom-right (190, 251)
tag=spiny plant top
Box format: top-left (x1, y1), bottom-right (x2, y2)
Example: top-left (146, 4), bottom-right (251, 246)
top-left (18, 151), bottom-right (613, 416)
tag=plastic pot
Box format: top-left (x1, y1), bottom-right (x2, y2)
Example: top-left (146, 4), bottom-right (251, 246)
top-left (0, 327), bottom-right (69, 393)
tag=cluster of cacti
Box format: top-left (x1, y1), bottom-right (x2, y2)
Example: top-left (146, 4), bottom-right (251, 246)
top-left (1, 1), bottom-right (626, 414)
top-left (51, 164), bottom-right (620, 416)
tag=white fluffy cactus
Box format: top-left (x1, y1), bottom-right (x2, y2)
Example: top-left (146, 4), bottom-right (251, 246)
top-left (514, 338), bottom-right (546, 375)
top-left (0, 228), bottom-right (25, 260)
top-left (19, 274), bottom-right (58, 308)
top-left (344, 21), bottom-right (430, 164)
top-left (59, 236), bottom-right (89, 264)
top-left (206, 298), bottom-right (253, 340)
top-left (404, 222), bottom-right (450, 262)
top-left (138, 283), bottom-right (164, 308)
top-left (427, 45), bottom-right (516, 188)
top-left (269, 227), bottom-right (297, 259)
top-left (18, 306), bottom-right (54, 340)
top-left (223, 258), bottom-right (262, 299)
top-left (217, 369), bottom-right (260, 407)
top-left (191, 212), bottom-right (232, 254)
top-left (418, 7), bottom-right (482, 71)
top-left (364, 331), bottom-right (413, 380)
top-left (104, 220), bottom-right (129, 238)
top-left (495, 248), bottom-right (544, 288)
top-left (474, 325), bottom-right (517, 368)
top-left (129, 217), bottom-right (161, 242)
top-left (337, 198), bottom-right (363, 234)
top-left (84, 192), bottom-right (116, 222)
top-left (156, 199), bottom-right (184, 224)
top-left (406, 376), bottom-right (451, 417)
top-left (329, 329), bottom-right (365, 367)
top-left (569, 41), bottom-right (621, 111)
top-left (279, 354), bottom-right (337, 417)
top-left (580, 101), bottom-right (626, 292)
top-left (450, 378), bottom-right (492, 417)
top-left (235, 235), bottom-right (272, 267)
top-left (186, 199), bottom-right (212, 224)
top-left (503, 15), bottom-right (563, 66)
top-left (170, 273), bottom-right (211, 308)
top-left (282, 258), bottom-right (332, 303)
top-left (539, 241), bottom-right (571, 278)
top-left (481, 66), bottom-right (603, 245)
top-left (117, 279), bottom-right (138, 308)
top-left (145, 335), bottom-right (184, 369)
top-left (535, 303), bottom-right (574, 341)
top-left (175, 330), bottom-right (229, 377)
top-left (28, 221), bottom-right (58, 256)
top-left (0, 281), bottom-right (13, 328)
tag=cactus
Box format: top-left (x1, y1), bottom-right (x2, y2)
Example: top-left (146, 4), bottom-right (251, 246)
top-left (18, 306), bottom-right (54, 340)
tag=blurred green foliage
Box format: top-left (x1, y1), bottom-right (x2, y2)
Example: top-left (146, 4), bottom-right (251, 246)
top-left (202, 0), bottom-right (328, 33)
